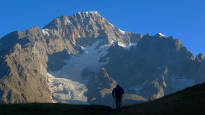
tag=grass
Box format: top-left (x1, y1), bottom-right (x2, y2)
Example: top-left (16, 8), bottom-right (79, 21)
top-left (0, 103), bottom-right (112, 115)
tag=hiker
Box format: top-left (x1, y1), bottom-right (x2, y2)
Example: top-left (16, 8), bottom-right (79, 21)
top-left (112, 84), bottom-right (124, 109)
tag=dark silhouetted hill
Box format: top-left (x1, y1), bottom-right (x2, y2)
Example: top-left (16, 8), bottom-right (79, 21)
top-left (1, 82), bottom-right (205, 115)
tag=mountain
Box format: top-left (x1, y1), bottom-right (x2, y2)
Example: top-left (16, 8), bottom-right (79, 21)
top-left (0, 82), bottom-right (205, 115)
top-left (0, 11), bottom-right (205, 105)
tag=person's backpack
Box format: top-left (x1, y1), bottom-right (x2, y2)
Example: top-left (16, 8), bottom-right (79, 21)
top-left (116, 87), bottom-right (123, 97)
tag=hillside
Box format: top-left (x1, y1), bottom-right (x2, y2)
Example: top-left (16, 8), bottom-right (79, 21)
top-left (0, 103), bottom-right (112, 115)
top-left (115, 82), bottom-right (205, 115)
top-left (1, 83), bottom-right (205, 115)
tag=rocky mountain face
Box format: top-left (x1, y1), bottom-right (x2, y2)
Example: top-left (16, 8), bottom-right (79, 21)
top-left (0, 11), bottom-right (205, 106)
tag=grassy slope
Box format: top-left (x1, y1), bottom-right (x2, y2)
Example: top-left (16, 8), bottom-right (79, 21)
top-left (1, 83), bottom-right (205, 115)
top-left (114, 83), bottom-right (205, 115)
top-left (0, 103), bottom-right (112, 115)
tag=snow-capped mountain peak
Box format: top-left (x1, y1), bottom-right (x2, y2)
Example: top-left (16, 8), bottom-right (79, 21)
top-left (76, 11), bottom-right (100, 16)
top-left (156, 33), bottom-right (166, 37)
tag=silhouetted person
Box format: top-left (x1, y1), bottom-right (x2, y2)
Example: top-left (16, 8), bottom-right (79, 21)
top-left (112, 84), bottom-right (124, 110)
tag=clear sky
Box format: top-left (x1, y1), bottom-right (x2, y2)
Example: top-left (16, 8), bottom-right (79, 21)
top-left (0, 0), bottom-right (204, 55)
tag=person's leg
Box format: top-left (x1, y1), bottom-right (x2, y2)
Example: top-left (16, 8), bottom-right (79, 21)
top-left (119, 96), bottom-right (122, 109)
top-left (115, 97), bottom-right (118, 109)
top-left (116, 96), bottom-right (120, 109)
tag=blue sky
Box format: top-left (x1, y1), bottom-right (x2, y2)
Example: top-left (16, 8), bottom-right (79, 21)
top-left (0, 0), bottom-right (204, 55)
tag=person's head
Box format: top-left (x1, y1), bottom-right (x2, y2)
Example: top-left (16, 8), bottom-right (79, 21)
top-left (116, 84), bottom-right (120, 88)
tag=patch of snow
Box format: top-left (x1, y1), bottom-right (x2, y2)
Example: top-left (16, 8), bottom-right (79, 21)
top-left (47, 40), bottom-right (110, 104)
top-left (157, 33), bottom-right (167, 37)
top-left (108, 22), bottom-right (115, 28)
top-left (116, 40), bottom-right (136, 49)
top-left (118, 41), bottom-right (127, 47)
top-left (170, 75), bottom-right (196, 91)
top-left (49, 40), bottom-right (109, 82)
top-left (80, 11), bottom-right (98, 15)
top-left (42, 29), bottom-right (49, 36)
top-left (110, 39), bottom-right (136, 49)
top-left (128, 43), bottom-right (136, 47)
top-left (124, 43), bottom-right (136, 50)
top-left (119, 29), bottom-right (126, 34)
top-left (80, 46), bottom-right (86, 50)
top-left (47, 73), bottom-right (88, 104)
top-left (89, 11), bottom-right (98, 15)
